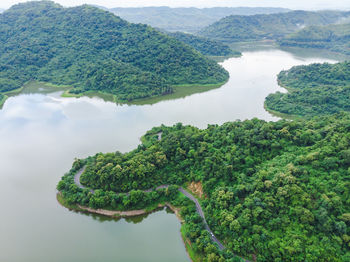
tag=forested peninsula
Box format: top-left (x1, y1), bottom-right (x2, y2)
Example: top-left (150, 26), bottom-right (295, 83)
top-left (0, 1), bottom-right (228, 104)
top-left (199, 10), bottom-right (350, 42)
top-left (265, 61), bottom-right (350, 118)
top-left (58, 114), bottom-right (350, 262)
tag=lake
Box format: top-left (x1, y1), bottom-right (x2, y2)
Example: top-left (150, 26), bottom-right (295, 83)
top-left (0, 49), bottom-right (336, 261)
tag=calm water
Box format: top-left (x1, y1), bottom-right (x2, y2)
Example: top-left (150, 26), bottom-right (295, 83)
top-left (0, 49), bottom-right (336, 262)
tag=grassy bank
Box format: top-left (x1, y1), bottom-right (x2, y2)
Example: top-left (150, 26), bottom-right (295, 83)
top-left (130, 81), bottom-right (228, 105)
top-left (62, 80), bottom-right (229, 106)
top-left (0, 78), bottom-right (229, 109)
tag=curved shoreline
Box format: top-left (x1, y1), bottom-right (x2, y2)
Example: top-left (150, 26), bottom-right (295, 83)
top-left (71, 166), bottom-right (225, 251)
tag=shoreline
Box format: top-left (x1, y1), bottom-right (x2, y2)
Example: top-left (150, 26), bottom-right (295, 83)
top-left (57, 192), bottom-right (182, 220)
top-left (0, 78), bottom-right (229, 109)
top-left (61, 79), bottom-right (230, 106)
top-left (57, 192), bottom-right (192, 260)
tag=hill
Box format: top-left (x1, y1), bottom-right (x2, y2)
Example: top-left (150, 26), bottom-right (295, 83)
top-left (111, 7), bottom-right (290, 33)
top-left (166, 31), bottom-right (241, 57)
top-left (0, 1), bottom-right (228, 103)
top-left (265, 61), bottom-right (350, 118)
top-left (58, 114), bottom-right (350, 261)
top-left (199, 10), bottom-right (350, 42)
top-left (279, 23), bottom-right (350, 55)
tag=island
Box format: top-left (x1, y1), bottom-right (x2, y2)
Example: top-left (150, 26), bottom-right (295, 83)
top-left (0, 1), bottom-right (229, 107)
top-left (58, 114), bottom-right (350, 261)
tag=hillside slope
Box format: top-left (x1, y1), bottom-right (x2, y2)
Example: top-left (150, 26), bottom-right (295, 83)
top-left (279, 23), bottom-right (350, 55)
top-left (265, 61), bottom-right (350, 117)
top-left (199, 10), bottom-right (350, 42)
top-left (0, 1), bottom-right (228, 102)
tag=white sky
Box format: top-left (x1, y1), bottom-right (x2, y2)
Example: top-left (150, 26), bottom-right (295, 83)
top-left (1, 0), bottom-right (350, 10)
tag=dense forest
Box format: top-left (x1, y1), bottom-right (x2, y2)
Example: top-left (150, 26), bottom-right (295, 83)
top-left (279, 23), bottom-right (350, 55)
top-left (111, 7), bottom-right (289, 33)
top-left (0, 1), bottom-right (228, 101)
top-left (265, 61), bottom-right (350, 117)
top-left (58, 114), bottom-right (350, 261)
top-left (199, 10), bottom-right (350, 42)
top-left (166, 32), bottom-right (241, 57)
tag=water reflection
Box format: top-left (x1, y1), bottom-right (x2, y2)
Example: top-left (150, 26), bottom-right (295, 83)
top-left (67, 205), bottom-right (170, 225)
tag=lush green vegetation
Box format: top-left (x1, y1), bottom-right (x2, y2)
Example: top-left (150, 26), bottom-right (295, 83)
top-left (279, 23), bottom-right (350, 55)
top-left (199, 10), bottom-right (350, 42)
top-left (265, 62), bottom-right (350, 117)
top-left (111, 7), bottom-right (289, 33)
top-left (58, 114), bottom-right (350, 261)
top-left (0, 93), bottom-right (6, 107)
top-left (0, 1), bottom-right (228, 102)
top-left (167, 32), bottom-right (241, 57)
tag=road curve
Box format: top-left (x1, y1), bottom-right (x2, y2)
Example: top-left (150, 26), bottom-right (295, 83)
top-left (74, 166), bottom-right (94, 193)
top-left (178, 187), bottom-right (225, 250)
top-left (73, 167), bottom-right (225, 250)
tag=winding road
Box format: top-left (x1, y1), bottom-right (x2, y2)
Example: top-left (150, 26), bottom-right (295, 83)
top-left (73, 166), bottom-right (225, 250)
top-left (74, 167), bottom-right (94, 193)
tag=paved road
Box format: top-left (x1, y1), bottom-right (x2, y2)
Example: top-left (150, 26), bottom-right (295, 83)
top-left (74, 166), bottom-right (94, 193)
top-left (178, 187), bottom-right (225, 250)
top-left (73, 168), bottom-right (225, 250)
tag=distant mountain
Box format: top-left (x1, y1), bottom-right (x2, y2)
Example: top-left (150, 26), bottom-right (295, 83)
top-left (166, 31), bottom-right (241, 57)
top-left (111, 7), bottom-right (290, 33)
top-left (199, 10), bottom-right (350, 42)
top-left (279, 23), bottom-right (350, 55)
top-left (0, 1), bottom-right (228, 102)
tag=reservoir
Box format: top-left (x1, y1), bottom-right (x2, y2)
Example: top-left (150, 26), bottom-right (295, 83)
top-left (0, 49), bottom-right (336, 262)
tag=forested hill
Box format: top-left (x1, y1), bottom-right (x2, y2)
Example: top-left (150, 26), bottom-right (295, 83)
top-left (199, 10), bottom-right (350, 42)
top-left (111, 7), bottom-right (290, 33)
top-left (0, 1), bottom-right (228, 101)
top-left (58, 114), bottom-right (350, 261)
top-left (265, 61), bottom-right (350, 117)
top-left (279, 23), bottom-right (350, 55)
top-left (166, 32), bottom-right (241, 57)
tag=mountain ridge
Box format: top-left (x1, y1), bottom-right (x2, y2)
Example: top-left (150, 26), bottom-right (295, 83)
top-left (199, 10), bottom-right (350, 42)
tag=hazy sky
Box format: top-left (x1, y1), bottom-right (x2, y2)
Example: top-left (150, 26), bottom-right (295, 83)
top-left (1, 0), bottom-right (350, 10)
